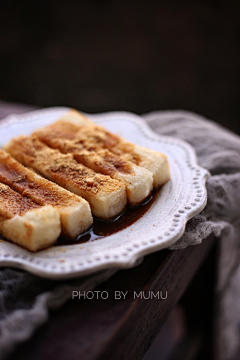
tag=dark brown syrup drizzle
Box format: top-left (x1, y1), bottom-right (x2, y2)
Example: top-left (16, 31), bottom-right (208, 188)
top-left (0, 190), bottom-right (160, 248)
top-left (57, 189), bottom-right (160, 246)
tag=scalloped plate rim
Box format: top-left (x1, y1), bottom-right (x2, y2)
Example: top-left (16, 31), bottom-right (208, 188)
top-left (0, 107), bottom-right (209, 279)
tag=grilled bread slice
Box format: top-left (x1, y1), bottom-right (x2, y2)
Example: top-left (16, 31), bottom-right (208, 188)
top-left (45, 109), bottom-right (170, 188)
top-left (0, 182), bottom-right (61, 251)
top-left (0, 150), bottom-right (93, 238)
top-left (33, 126), bottom-right (153, 206)
top-left (4, 136), bottom-right (127, 219)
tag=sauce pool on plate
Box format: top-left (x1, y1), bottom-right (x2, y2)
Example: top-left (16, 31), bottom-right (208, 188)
top-left (57, 189), bottom-right (160, 246)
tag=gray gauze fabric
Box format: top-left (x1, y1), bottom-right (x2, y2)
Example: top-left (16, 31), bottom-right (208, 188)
top-left (0, 110), bottom-right (240, 360)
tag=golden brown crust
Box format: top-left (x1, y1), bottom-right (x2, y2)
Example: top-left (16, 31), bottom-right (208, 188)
top-left (34, 126), bottom-right (133, 176)
top-left (73, 126), bottom-right (142, 164)
top-left (0, 182), bottom-right (40, 219)
top-left (33, 124), bottom-right (156, 205)
top-left (0, 204), bottom-right (61, 251)
top-left (35, 117), bottom-right (144, 166)
top-left (5, 136), bottom-right (127, 219)
top-left (5, 136), bottom-right (124, 195)
top-left (48, 119), bottom-right (120, 149)
top-left (0, 149), bottom-right (87, 208)
top-left (51, 111), bottom-right (170, 189)
top-left (0, 149), bottom-right (93, 238)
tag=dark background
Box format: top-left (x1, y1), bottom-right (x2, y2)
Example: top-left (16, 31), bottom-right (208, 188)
top-left (1, 0), bottom-right (240, 133)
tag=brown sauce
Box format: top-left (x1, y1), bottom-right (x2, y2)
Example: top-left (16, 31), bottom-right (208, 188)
top-left (0, 189), bottom-right (160, 248)
top-left (57, 189), bottom-right (160, 246)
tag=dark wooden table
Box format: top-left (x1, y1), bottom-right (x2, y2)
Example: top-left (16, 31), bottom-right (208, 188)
top-left (0, 101), bottom-right (218, 360)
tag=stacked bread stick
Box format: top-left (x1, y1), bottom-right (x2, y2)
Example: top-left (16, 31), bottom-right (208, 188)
top-left (0, 110), bottom-right (170, 251)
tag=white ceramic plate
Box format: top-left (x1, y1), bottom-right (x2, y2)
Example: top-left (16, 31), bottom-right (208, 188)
top-left (0, 107), bottom-right (209, 279)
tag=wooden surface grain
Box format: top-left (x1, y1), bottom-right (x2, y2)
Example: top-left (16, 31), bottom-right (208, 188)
top-left (7, 238), bottom-right (216, 360)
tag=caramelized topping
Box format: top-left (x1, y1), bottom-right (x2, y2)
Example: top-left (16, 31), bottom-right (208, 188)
top-left (6, 136), bottom-right (125, 195)
top-left (0, 182), bottom-right (40, 218)
top-left (35, 126), bottom-right (134, 176)
top-left (0, 150), bottom-right (85, 208)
